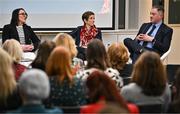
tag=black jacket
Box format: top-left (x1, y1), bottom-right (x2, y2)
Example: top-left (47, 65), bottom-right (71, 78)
top-left (2, 24), bottom-right (40, 51)
top-left (137, 22), bottom-right (173, 55)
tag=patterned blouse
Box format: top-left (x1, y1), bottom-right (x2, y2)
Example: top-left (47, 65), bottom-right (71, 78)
top-left (77, 68), bottom-right (123, 89)
top-left (46, 76), bottom-right (86, 107)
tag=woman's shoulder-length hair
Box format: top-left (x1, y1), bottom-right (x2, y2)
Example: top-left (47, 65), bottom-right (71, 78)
top-left (86, 69), bottom-right (129, 111)
top-left (107, 42), bottom-right (129, 71)
top-left (86, 39), bottom-right (110, 70)
top-left (131, 51), bottom-right (167, 96)
top-left (2, 39), bottom-right (23, 63)
top-left (53, 33), bottom-right (77, 58)
top-left (0, 48), bottom-right (16, 101)
top-left (10, 8), bottom-right (27, 26)
top-left (46, 46), bottom-right (74, 84)
top-left (31, 40), bottom-right (56, 70)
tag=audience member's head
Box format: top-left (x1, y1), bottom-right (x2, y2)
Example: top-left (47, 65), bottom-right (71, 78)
top-left (46, 46), bottom-right (73, 83)
top-left (31, 40), bottom-right (55, 70)
top-left (19, 69), bottom-right (50, 104)
top-left (82, 11), bottom-right (95, 26)
top-left (107, 42), bottom-right (129, 71)
top-left (10, 8), bottom-right (28, 26)
top-left (131, 51), bottom-right (167, 96)
top-left (86, 69), bottom-right (128, 111)
top-left (53, 33), bottom-right (77, 59)
top-left (86, 39), bottom-right (110, 70)
top-left (2, 39), bottom-right (23, 63)
top-left (0, 48), bottom-right (16, 101)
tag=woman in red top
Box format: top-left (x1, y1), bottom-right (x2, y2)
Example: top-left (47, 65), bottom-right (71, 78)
top-left (80, 69), bottom-right (139, 114)
top-left (2, 39), bottom-right (27, 80)
top-left (70, 11), bottom-right (102, 60)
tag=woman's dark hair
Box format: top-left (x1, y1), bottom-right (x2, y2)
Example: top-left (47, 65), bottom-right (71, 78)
top-left (10, 8), bottom-right (27, 26)
top-left (31, 40), bottom-right (56, 71)
top-left (82, 11), bottom-right (95, 22)
top-left (86, 39), bottom-right (110, 70)
top-left (86, 70), bottom-right (129, 111)
top-left (131, 51), bottom-right (167, 96)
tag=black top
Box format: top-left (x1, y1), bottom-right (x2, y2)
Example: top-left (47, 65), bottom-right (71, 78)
top-left (31, 61), bottom-right (45, 71)
top-left (2, 24), bottom-right (40, 51)
top-left (0, 89), bottom-right (22, 113)
top-left (119, 64), bottom-right (133, 78)
top-left (137, 22), bottom-right (173, 55)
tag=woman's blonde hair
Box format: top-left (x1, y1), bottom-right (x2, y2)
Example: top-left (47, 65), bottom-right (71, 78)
top-left (46, 46), bottom-right (74, 84)
top-left (107, 42), bottom-right (129, 71)
top-left (53, 33), bottom-right (77, 58)
top-left (0, 48), bottom-right (16, 101)
top-left (2, 39), bottom-right (23, 63)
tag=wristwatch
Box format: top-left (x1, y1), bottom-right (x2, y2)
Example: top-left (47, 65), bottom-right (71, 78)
top-left (152, 38), bottom-right (156, 44)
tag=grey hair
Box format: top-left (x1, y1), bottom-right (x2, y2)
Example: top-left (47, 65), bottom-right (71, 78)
top-left (19, 69), bottom-right (50, 101)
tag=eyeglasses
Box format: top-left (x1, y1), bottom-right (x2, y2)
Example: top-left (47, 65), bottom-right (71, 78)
top-left (18, 13), bottom-right (28, 16)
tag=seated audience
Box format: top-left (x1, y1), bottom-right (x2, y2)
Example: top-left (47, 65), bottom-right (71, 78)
top-left (12, 69), bottom-right (62, 113)
top-left (2, 8), bottom-right (40, 52)
top-left (107, 42), bottom-right (133, 78)
top-left (77, 39), bottom-right (123, 89)
top-left (53, 33), bottom-right (83, 72)
top-left (2, 39), bottom-right (27, 80)
top-left (168, 68), bottom-right (180, 113)
top-left (45, 46), bottom-right (86, 107)
top-left (80, 70), bottom-right (139, 114)
top-left (121, 51), bottom-right (171, 112)
top-left (31, 40), bottom-right (56, 70)
top-left (69, 11), bottom-right (102, 60)
top-left (0, 48), bottom-right (21, 112)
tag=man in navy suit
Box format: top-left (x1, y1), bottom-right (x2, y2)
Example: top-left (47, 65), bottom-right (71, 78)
top-left (124, 5), bottom-right (173, 63)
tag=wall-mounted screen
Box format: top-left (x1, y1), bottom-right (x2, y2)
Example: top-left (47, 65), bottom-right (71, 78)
top-left (0, 0), bottom-right (115, 31)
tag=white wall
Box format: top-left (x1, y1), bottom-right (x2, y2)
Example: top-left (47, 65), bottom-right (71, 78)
top-left (168, 27), bottom-right (180, 64)
top-left (138, 0), bottom-right (152, 26)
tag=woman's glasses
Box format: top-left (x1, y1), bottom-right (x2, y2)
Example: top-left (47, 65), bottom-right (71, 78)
top-left (19, 13), bottom-right (28, 17)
